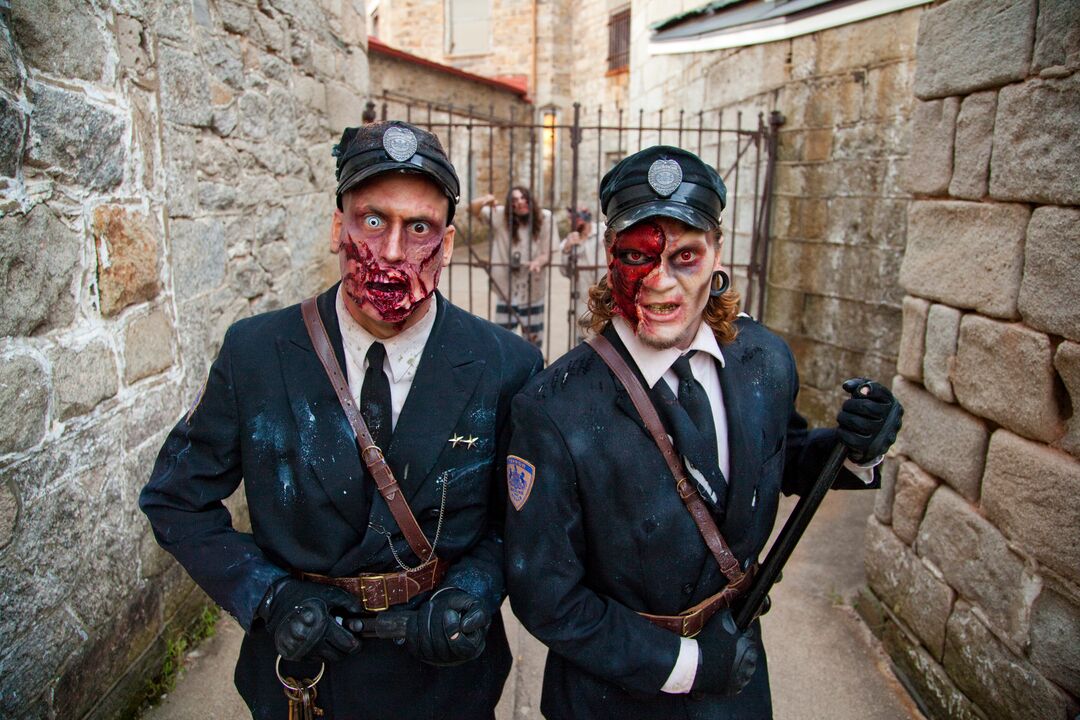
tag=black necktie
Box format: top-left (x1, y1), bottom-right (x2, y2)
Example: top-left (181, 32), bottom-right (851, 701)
top-left (672, 352), bottom-right (719, 469)
top-left (361, 342), bottom-right (393, 454)
top-left (647, 352), bottom-right (727, 515)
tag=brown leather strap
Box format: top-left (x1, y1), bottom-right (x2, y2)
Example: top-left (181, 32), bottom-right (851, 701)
top-left (586, 334), bottom-right (745, 585)
top-left (638, 564), bottom-right (757, 637)
top-left (298, 557), bottom-right (448, 612)
top-left (301, 297), bottom-right (435, 562)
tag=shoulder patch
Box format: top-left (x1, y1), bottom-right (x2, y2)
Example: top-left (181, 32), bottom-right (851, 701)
top-left (507, 455), bottom-right (536, 511)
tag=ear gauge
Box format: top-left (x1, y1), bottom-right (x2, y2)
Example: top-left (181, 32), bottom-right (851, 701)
top-left (710, 270), bottom-right (731, 298)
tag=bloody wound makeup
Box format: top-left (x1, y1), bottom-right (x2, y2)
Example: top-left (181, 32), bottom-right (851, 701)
top-left (608, 221), bottom-right (664, 330)
top-left (340, 222), bottom-right (445, 327)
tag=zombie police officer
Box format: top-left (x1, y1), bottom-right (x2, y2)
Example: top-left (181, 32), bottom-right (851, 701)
top-left (141, 121), bottom-right (542, 720)
top-left (504, 145), bottom-right (901, 719)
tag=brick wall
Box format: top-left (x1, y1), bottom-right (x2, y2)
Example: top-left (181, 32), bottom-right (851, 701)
top-left (0, 1), bottom-right (367, 717)
top-left (860, 1), bottom-right (1080, 718)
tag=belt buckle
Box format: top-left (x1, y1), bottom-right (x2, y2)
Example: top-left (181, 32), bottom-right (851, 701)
top-left (361, 444), bottom-right (385, 464)
top-left (681, 612), bottom-right (702, 638)
top-left (362, 574), bottom-right (391, 612)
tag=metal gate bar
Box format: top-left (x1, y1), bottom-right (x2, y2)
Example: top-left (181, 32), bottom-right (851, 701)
top-left (371, 95), bottom-right (783, 363)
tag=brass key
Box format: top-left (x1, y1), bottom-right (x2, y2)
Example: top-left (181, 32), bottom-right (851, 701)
top-left (300, 684), bottom-right (325, 719)
top-left (276, 657), bottom-right (326, 720)
top-left (283, 679), bottom-right (303, 720)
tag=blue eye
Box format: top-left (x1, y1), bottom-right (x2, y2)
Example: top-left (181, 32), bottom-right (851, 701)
top-left (364, 215), bottom-right (383, 229)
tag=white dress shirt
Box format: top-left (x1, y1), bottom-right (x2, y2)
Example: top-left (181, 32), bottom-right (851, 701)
top-left (335, 287), bottom-right (437, 429)
top-left (611, 315), bottom-right (876, 693)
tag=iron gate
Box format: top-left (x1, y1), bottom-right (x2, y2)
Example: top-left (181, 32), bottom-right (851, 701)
top-left (373, 92), bottom-right (783, 363)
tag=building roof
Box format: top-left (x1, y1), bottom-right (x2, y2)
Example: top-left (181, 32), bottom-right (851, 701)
top-left (368, 37), bottom-right (531, 100)
top-left (649, 0), bottom-right (930, 53)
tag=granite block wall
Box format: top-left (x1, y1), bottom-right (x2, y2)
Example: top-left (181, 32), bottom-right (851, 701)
top-left (862, 1), bottom-right (1080, 717)
top-left (0, 1), bottom-right (367, 716)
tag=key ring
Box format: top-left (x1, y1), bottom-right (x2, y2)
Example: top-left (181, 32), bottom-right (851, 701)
top-left (275, 655), bottom-right (325, 690)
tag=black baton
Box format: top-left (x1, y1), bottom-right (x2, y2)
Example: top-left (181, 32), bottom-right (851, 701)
top-left (734, 442), bottom-right (848, 630)
top-left (343, 611), bottom-right (413, 640)
top-left (734, 379), bottom-right (879, 629)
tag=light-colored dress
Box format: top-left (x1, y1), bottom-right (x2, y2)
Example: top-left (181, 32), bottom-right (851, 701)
top-left (481, 205), bottom-right (554, 346)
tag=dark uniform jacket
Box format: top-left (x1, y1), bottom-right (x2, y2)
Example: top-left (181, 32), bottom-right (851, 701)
top-left (505, 319), bottom-right (874, 720)
top-left (140, 285), bottom-right (542, 720)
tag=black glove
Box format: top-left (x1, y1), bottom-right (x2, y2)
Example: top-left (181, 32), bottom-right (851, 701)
top-left (836, 378), bottom-right (903, 464)
top-left (692, 610), bottom-right (760, 696)
top-left (261, 578), bottom-right (365, 663)
top-left (405, 588), bottom-right (490, 666)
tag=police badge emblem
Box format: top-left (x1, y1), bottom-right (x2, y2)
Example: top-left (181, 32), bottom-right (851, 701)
top-left (647, 158), bottom-right (682, 197)
top-left (507, 455), bottom-right (536, 511)
top-left (383, 126), bottom-right (418, 162)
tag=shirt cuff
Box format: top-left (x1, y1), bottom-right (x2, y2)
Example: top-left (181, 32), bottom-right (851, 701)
top-left (843, 455), bottom-right (883, 485)
top-left (660, 637), bottom-right (699, 694)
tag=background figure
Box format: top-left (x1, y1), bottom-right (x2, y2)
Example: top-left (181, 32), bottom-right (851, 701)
top-left (470, 186), bottom-right (552, 348)
top-left (559, 206), bottom-right (606, 343)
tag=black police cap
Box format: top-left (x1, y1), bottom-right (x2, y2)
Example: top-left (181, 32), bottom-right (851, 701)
top-left (599, 145), bottom-right (727, 233)
top-left (333, 120), bottom-right (461, 222)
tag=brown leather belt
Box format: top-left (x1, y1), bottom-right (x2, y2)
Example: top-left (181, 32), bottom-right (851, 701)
top-left (296, 556), bottom-right (448, 613)
top-left (638, 563), bottom-right (758, 637)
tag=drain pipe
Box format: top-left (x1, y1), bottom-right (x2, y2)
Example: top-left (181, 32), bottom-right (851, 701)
top-left (531, 0), bottom-right (539, 99)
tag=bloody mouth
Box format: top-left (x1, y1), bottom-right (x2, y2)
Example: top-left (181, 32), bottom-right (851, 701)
top-left (341, 231), bottom-right (444, 327)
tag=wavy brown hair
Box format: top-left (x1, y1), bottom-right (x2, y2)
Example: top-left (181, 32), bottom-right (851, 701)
top-left (581, 227), bottom-right (741, 345)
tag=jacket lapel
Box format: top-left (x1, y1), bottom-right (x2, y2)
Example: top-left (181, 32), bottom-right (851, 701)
top-left (601, 324), bottom-right (654, 438)
top-left (278, 284), bottom-right (370, 538)
top-left (715, 332), bottom-right (765, 548)
top-left (388, 295), bottom-right (486, 502)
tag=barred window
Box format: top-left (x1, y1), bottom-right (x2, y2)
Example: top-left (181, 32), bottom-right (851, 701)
top-left (607, 7), bottom-right (630, 73)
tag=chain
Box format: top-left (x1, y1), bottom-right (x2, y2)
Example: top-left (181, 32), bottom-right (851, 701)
top-left (368, 469), bottom-right (450, 571)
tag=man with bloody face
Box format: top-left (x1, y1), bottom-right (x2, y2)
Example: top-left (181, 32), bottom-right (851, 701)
top-left (141, 121), bottom-right (542, 719)
top-left (504, 146), bottom-right (902, 719)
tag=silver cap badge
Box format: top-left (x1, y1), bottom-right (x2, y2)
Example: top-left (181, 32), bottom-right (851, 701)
top-left (647, 158), bottom-right (683, 197)
top-left (383, 126), bottom-right (418, 162)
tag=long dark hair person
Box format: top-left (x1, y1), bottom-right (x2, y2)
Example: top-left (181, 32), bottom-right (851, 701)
top-left (581, 227), bottom-right (740, 344)
top-left (504, 186), bottom-right (544, 244)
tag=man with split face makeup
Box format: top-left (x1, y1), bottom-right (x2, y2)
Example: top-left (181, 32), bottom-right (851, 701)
top-left (504, 146), bottom-right (902, 719)
top-left (141, 120), bottom-right (543, 720)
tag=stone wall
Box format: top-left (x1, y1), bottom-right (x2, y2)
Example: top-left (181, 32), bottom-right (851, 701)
top-left (860, 1), bottom-right (1080, 718)
top-left (626, 2), bottom-right (924, 424)
top-left (0, 1), bottom-right (367, 717)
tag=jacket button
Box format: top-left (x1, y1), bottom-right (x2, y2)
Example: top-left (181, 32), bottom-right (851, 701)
top-left (682, 583), bottom-right (694, 595)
